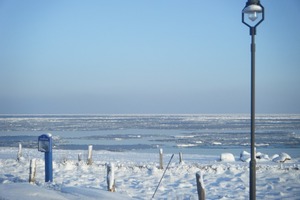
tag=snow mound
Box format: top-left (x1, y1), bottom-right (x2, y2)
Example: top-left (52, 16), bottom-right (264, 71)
top-left (272, 153), bottom-right (292, 163)
top-left (220, 153), bottom-right (235, 162)
top-left (240, 150), bottom-right (270, 162)
top-left (256, 152), bottom-right (270, 161)
top-left (240, 151), bottom-right (251, 162)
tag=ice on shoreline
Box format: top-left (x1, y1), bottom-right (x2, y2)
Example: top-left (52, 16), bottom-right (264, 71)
top-left (1, 114), bottom-right (300, 156)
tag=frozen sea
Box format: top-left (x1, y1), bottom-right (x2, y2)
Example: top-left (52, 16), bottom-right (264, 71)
top-left (0, 114), bottom-right (300, 157)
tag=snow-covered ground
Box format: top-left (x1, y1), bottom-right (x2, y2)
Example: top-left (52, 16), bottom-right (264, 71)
top-left (0, 147), bottom-right (300, 199)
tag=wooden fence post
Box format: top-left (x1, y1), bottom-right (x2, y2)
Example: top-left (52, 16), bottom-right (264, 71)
top-left (159, 148), bottom-right (163, 169)
top-left (196, 171), bottom-right (205, 200)
top-left (179, 152), bottom-right (183, 164)
top-left (78, 153), bottom-right (82, 162)
top-left (29, 159), bottom-right (37, 183)
top-left (107, 163), bottom-right (116, 192)
top-left (87, 145), bottom-right (93, 165)
top-left (17, 143), bottom-right (22, 161)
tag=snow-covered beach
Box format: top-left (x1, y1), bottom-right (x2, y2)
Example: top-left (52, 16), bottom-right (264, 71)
top-left (1, 147), bottom-right (300, 199)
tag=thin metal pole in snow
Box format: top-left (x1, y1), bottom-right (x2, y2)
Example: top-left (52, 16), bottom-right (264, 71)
top-left (152, 154), bottom-right (174, 199)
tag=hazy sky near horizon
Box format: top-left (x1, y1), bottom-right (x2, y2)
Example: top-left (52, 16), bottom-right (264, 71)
top-left (0, 0), bottom-right (299, 114)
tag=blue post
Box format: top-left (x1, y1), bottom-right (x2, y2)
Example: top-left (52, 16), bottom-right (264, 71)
top-left (38, 133), bottom-right (53, 182)
top-left (45, 150), bottom-right (53, 182)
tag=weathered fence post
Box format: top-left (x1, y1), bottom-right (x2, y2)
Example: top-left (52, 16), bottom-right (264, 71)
top-left (179, 152), bottom-right (183, 164)
top-left (159, 148), bottom-right (163, 169)
top-left (87, 145), bottom-right (93, 165)
top-left (29, 159), bottom-right (37, 183)
top-left (107, 163), bottom-right (116, 192)
top-left (17, 143), bottom-right (22, 161)
top-left (78, 153), bottom-right (82, 162)
top-left (196, 171), bottom-right (205, 200)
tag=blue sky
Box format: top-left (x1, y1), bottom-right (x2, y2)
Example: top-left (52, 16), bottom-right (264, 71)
top-left (0, 0), bottom-right (299, 114)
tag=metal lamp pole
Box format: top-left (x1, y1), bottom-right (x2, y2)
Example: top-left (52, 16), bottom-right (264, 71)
top-left (242, 1), bottom-right (264, 200)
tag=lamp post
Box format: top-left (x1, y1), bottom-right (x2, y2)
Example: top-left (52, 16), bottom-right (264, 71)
top-left (242, 1), bottom-right (264, 200)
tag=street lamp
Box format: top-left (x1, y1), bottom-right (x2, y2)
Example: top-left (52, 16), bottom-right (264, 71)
top-left (242, 0), bottom-right (264, 200)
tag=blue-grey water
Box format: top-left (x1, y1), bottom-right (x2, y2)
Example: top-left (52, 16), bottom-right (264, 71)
top-left (0, 114), bottom-right (300, 157)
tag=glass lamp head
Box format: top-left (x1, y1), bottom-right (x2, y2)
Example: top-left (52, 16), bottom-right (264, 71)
top-left (243, 4), bottom-right (263, 21)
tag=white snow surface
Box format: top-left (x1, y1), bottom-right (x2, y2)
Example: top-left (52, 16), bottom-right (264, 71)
top-left (0, 147), bottom-right (300, 199)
